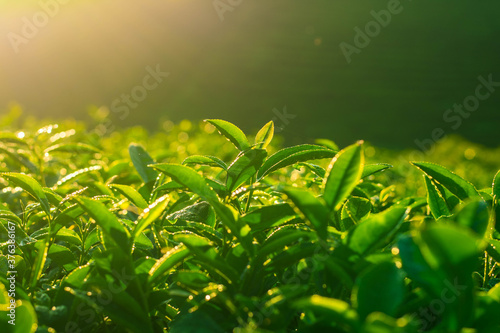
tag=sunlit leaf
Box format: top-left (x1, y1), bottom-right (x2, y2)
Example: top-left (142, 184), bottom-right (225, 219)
top-left (254, 121), bottom-right (274, 149)
top-left (0, 172), bottom-right (51, 215)
top-left (411, 161), bottom-right (480, 200)
top-left (323, 141), bottom-right (364, 212)
top-left (206, 119), bottom-right (250, 151)
top-left (257, 144), bottom-right (336, 180)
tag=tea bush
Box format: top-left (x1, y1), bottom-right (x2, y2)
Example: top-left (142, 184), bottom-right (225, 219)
top-left (1, 117), bottom-right (500, 333)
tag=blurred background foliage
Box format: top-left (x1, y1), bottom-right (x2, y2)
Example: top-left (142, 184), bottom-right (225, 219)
top-left (1, 108), bottom-right (498, 201)
top-left (1, 1), bottom-right (499, 148)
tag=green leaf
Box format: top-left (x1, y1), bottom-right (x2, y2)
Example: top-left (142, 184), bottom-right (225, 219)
top-left (241, 203), bottom-right (298, 232)
top-left (151, 164), bottom-right (247, 252)
top-left (226, 148), bottom-right (267, 192)
top-left (133, 194), bottom-right (169, 241)
top-left (55, 227), bottom-right (82, 246)
top-left (423, 175), bottom-right (451, 219)
top-left (411, 161), bottom-right (480, 200)
top-left (434, 181), bottom-right (461, 211)
top-left (493, 170), bottom-right (500, 198)
top-left (48, 243), bottom-right (77, 271)
top-left (361, 163), bottom-right (392, 179)
top-left (421, 224), bottom-right (480, 275)
top-left (402, 224), bottom-right (479, 329)
top-left (129, 143), bottom-right (158, 189)
top-left (455, 199), bottom-right (489, 237)
top-left (153, 164), bottom-right (220, 203)
top-left (0, 210), bottom-right (22, 224)
top-left (472, 294), bottom-right (500, 331)
top-left (486, 239), bottom-right (500, 265)
top-left (255, 227), bottom-right (316, 264)
top-left (174, 233), bottom-right (239, 284)
top-left (30, 239), bottom-right (49, 290)
top-left (340, 196), bottom-right (371, 232)
top-left (257, 144), bottom-right (336, 180)
top-left (0, 282), bottom-right (37, 333)
top-left (344, 206), bottom-right (407, 256)
top-left (298, 162), bottom-right (326, 178)
top-left (165, 222), bottom-right (223, 246)
top-left (169, 310), bottom-right (225, 333)
top-left (13, 300), bottom-right (38, 333)
top-left (0, 146), bottom-right (38, 173)
top-left (135, 231), bottom-right (154, 250)
top-left (183, 155), bottom-right (228, 170)
top-left (173, 271), bottom-right (211, 289)
top-left (292, 295), bottom-right (359, 330)
top-left (60, 263), bottom-right (92, 290)
top-left (206, 119), bottom-right (250, 151)
top-left (314, 138), bottom-right (339, 151)
top-left (154, 181), bottom-right (184, 193)
top-left (110, 184), bottom-right (148, 209)
top-left (74, 197), bottom-right (130, 255)
top-left (167, 201), bottom-right (213, 224)
top-left (67, 280), bottom-right (154, 333)
top-left (53, 166), bottom-right (102, 188)
top-left (0, 132), bottom-right (28, 145)
top-left (148, 245), bottom-right (190, 286)
top-left (488, 280), bottom-right (500, 302)
top-left (266, 242), bottom-right (317, 273)
top-left (0, 172), bottom-right (51, 215)
top-left (44, 143), bottom-right (100, 155)
top-left (397, 235), bottom-right (447, 298)
top-left (53, 203), bottom-right (85, 228)
top-left (254, 120), bottom-right (274, 149)
top-left (283, 187), bottom-right (329, 239)
top-left (352, 261), bottom-right (405, 320)
top-left (323, 141), bottom-right (364, 212)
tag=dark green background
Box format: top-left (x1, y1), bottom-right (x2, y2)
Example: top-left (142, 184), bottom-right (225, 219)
top-left (1, 1), bottom-right (499, 148)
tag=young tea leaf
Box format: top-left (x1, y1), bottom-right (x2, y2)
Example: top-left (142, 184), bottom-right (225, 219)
top-left (254, 120), bottom-right (274, 149)
top-left (344, 206), bottom-right (407, 256)
top-left (182, 155), bottom-right (228, 170)
top-left (493, 170), bottom-right (500, 198)
top-left (133, 194), bottom-right (169, 241)
top-left (129, 143), bottom-right (158, 190)
top-left (205, 119), bottom-right (250, 151)
top-left (323, 141), bottom-right (364, 212)
top-left (226, 148), bottom-right (267, 192)
top-left (110, 184), bottom-right (149, 209)
top-left (292, 295), bottom-right (359, 330)
top-left (44, 143), bottom-right (100, 155)
top-left (411, 161), bottom-right (480, 200)
top-left (148, 245), bottom-right (190, 286)
top-left (423, 175), bottom-right (451, 219)
top-left (361, 163), bottom-right (392, 179)
top-left (283, 187), bottom-right (329, 239)
top-left (152, 163), bottom-right (251, 253)
top-left (257, 144), bottom-right (336, 180)
top-left (30, 239), bottom-right (49, 290)
top-left (74, 197), bottom-right (131, 255)
top-left (0, 172), bottom-right (51, 215)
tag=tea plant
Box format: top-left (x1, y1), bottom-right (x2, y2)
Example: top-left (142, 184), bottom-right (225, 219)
top-left (1, 118), bottom-right (500, 333)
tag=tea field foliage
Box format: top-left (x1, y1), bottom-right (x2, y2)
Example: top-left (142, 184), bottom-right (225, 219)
top-left (1, 115), bottom-right (500, 333)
